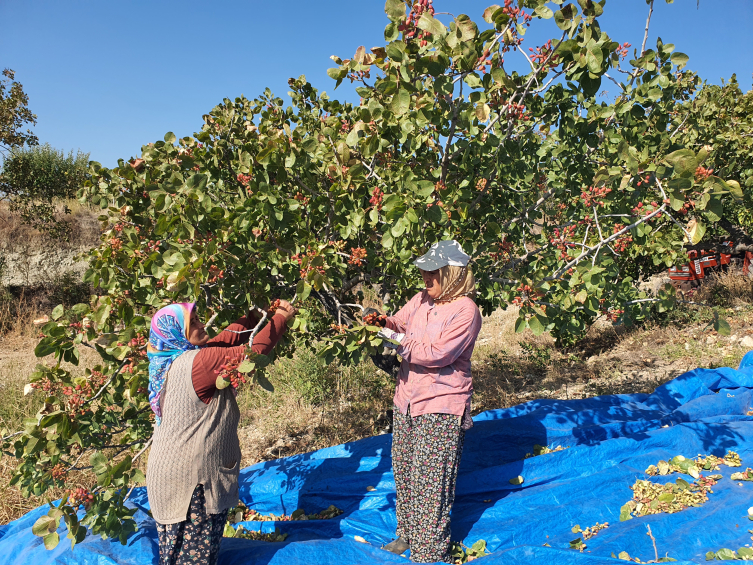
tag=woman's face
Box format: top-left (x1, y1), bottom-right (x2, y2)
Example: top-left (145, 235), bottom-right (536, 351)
top-left (187, 309), bottom-right (210, 346)
top-left (421, 269), bottom-right (442, 299)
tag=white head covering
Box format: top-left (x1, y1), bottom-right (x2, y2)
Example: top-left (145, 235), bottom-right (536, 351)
top-left (413, 240), bottom-right (470, 271)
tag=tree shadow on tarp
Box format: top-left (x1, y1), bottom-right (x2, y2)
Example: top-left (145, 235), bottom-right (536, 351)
top-left (449, 381), bottom-right (697, 547)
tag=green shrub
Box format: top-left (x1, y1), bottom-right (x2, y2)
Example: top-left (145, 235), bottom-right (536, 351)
top-left (0, 144), bottom-right (89, 240)
top-left (46, 272), bottom-right (92, 309)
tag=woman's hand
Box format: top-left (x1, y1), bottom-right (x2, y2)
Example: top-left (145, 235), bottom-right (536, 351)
top-left (275, 300), bottom-right (298, 324)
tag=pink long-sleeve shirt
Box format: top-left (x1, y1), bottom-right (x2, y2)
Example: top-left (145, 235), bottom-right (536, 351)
top-left (385, 291), bottom-right (482, 422)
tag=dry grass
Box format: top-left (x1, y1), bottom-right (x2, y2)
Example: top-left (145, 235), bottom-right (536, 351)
top-left (694, 268), bottom-right (753, 307)
top-left (0, 199), bottom-right (100, 252)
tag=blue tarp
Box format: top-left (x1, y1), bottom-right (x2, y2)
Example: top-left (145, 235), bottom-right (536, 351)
top-left (3, 351), bottom-right (753, 564)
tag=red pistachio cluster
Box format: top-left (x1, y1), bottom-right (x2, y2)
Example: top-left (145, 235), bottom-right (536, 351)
top-left (490, 238), bottom-right (513, 262)
top-left (399, 0), bottom-right (435, 46)
top-left (635, 173), bottom-right (652, 187)
top-left (529, 40), bottom-right (560, 69)
top-left (348, 247), bottom-right (367, 266)
top-left (68, 320), bottom-right (92, 335)
top-left (511, 284), bottom-right (535, 307)
top-left (363, 312), bottom-right (382, 326)
top-left (694, 166), bottom-right (713, 181)
top-left (616, 42), bottom-right (631, 60)
top-left (581, 185), bottom-right (612, 208)
top-left (207, 265), bottom-right (226, 284)
top-left (51, 463), bottom-right (68, 481)
top-left (268, 299), bottom-right (281, 314)
top-left (476, 50), bottom-right (493, 74)
top-left (599, 299), bottom-right (624, 322)
top-left (500, 0), bottom-right (532, 24)
top-left (505, 101), bottom-right (527, 120)
top-left (550, 225), bottom-right (577, 259)
top-left (612, 223), bottom-right (633, 253)
top-left (370, 187), bottom-right (384, 210)
top-left (30, 369), bottom-right (109, 416)
top-left (631, 201), bottom-right (662, 220)
top-left (215, 355), bottom-right (248, 390)
top-left (291, 252), bottom-right (327, 279)
top-left (68, 487), bottom-right (94, 509)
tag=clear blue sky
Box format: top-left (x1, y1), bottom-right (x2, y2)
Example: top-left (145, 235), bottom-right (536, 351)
top-left (2, 0), bottom-right (751, 168)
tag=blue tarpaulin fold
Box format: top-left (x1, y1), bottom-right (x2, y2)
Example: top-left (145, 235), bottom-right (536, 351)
top-left (2, 350), bottom-right (753, 564)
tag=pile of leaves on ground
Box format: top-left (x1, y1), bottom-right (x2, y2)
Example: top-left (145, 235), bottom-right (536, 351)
top-left (524, 443), bottom-right (569, 459)
top-left (227, 502), bottom-right (343, 523)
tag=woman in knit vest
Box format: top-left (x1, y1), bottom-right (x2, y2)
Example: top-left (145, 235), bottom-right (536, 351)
top-left (145, 301), bottom-right (296, 565)
top-left (377, 240), bottom-right (482, 563)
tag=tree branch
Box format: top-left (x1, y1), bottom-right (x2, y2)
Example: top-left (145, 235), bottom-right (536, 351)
top-left (640, 0), bottom-right (655, 58)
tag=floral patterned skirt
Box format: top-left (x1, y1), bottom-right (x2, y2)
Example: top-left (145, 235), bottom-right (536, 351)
top-left (392, 406), bottom-right (465, 563)
top-left (156, 484), bottom-right (226, 565)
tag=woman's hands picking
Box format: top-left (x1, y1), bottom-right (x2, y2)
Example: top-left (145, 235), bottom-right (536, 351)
top-left (275, 300), bottom-right (298, 324)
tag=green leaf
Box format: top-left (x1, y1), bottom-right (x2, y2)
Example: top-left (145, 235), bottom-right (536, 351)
top-left (296, 280), bottom-right (312, 302)
top-left (727, 180), bottom-right (743, 200)
top-left (528, 315), bottom-right (546, 336)
top-left (43, 531), bottom-right (60, 550)
top-left (483, 5), bottom-right (501, 23)
top-left (417, 13), bottom-right (447, 38)
top-left (131, 469), bottom-right (146, 485)
top-left (385, 0), bottom-right (405, 21)
top-left (535, 5), bottom-right (554, 18)
top-left (90, 451), bottom-right (109, 476)
top-left (686, 218), bottom-right (705, 245)
top-left (619, 503), bottom-right (633, 522)
top-left (34, 337), bottom-right (58, 358)
top-left (327, 67), bottom-right (344, 81)
top-left (554, 4), bottom-right (577, 30)
top-left (586, 46), bottom-right (602, 74)
top-left (32, 516), bottom-right (57, 536)
top-left (216, 376), bottom-right (231, 390)
top-left (164, 132), bottom-right (176, 144)
top-left (390, 88), bottom-right (411, 116)
top-left (715, 548), bottom-right (737, 560)
top-left (255, 373), bottom-right (275, 392)
top-left (238, 360), bottom-right (256, 373)
top-left (714, 316), bottom-right (731, 336)
top-left (514, 316), bottom-right (527, 333)
top-left (51, 305), bottom-right (64, 321)
top-left (664, 149), bottom-right (697, 177)
top-left (670, 52), bottom-right (689, 69)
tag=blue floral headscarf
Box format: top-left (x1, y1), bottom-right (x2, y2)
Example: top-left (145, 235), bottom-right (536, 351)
top-left (147, 303), bottom-right (198, 425)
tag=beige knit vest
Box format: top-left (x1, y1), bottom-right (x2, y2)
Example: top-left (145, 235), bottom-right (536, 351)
top-left (146, 349), bottom-right (241, 524)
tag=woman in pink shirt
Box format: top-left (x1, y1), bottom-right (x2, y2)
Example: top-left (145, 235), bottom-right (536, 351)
top-left (378, 240), bottom-right (482, 563)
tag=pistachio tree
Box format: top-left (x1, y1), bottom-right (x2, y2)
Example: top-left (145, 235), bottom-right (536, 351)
top-left (2, 0), bottom-right (743, 549)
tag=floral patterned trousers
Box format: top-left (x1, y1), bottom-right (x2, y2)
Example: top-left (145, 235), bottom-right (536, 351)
top-left (392, 406), bottom-right (465, 563)
top-left (156, 484), bottom-right (227, 565)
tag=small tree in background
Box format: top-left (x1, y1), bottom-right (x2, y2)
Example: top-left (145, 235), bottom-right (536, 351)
top-left (0, 68), bottom-right (37, 153)
top-left (672, 75), bottom-right (753, 252)
top-left (0, 144), bottom-right (91, 240)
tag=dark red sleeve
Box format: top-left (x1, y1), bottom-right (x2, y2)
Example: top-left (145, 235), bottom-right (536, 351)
top-left (192, 312), bottom-right (288, 404)
top-left (204, 310), bottom-right (261, 348)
